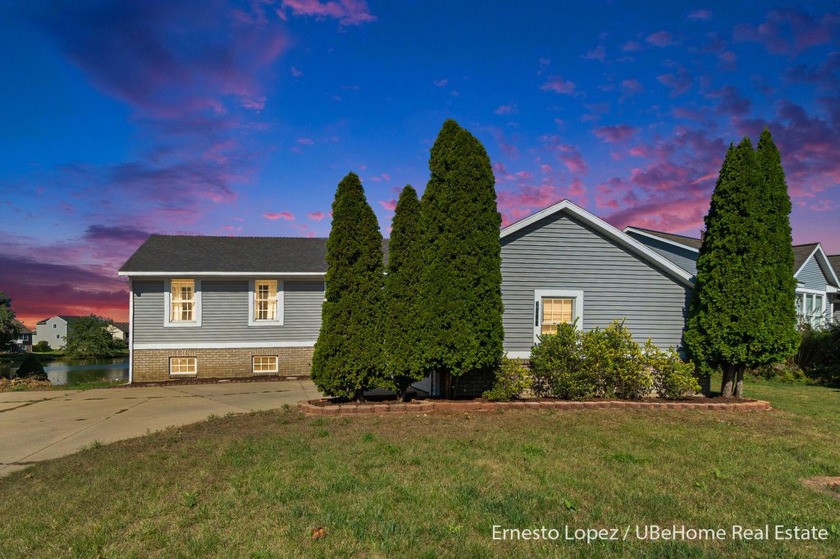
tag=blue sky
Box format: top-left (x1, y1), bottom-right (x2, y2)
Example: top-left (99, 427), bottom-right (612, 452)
top-left (1, 0), bottom-right (838, 325)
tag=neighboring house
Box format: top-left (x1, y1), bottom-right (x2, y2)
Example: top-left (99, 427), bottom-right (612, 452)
top-left (11, 320), bottom-right (32, 352)
top-left (107, 322), bottom-right (130, 342)
top-left (624, 227), bottom-right (840, 329)
top-left (829, 255), bottom-right (840, 323)
top-left (119, 200), bottom-right (696, 384)
top-left (32, 315), bottom-right (84, 350)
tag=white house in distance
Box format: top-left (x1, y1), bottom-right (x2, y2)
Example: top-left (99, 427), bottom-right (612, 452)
top-left (32, 315), bottom-right (84, 350)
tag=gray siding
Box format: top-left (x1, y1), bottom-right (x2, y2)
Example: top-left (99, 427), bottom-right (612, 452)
top-left (132, 279), bottom-right (323, 344)
top-left (797, 256), bottom-right (829, 291)
top-left (502, 214), bottom-right (692, 353)
top-left (626, 233), bottom-right (697, 276)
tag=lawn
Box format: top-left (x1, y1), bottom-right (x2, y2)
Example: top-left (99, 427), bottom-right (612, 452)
top-left (0, 380), bottom-right (838, 558)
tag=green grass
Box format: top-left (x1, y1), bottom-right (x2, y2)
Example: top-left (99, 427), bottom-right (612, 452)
top-left (1, 380), bottom-right (839, 558)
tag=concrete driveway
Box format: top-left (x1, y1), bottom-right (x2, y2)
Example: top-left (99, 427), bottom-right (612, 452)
top-left (0, 380), bottom-right (320, 477)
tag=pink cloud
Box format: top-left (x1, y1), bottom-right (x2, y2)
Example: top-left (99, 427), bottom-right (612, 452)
top-left (646, 31), bottom-right (675, 47)
top-left (541, 76), bottom-right (577, 95)
top-left (537, 57), bottom-right (551, 75)
top-left (540, 164), bottom-right (553, 174)
top-left (687, 9), bottom-right (712, 21)
top-left (708, 85), bottom-right (751, 117)
top-left (379, 199), bottom-right (397, 211)
top-left (557, 146), bottom-right (588, 175)
top-left (263, 211), bottom-right (295, 221)
top-left (620, 79), bottom-right (644, 97)
top-left (495, 104), bottom-right (518, 115)
top-left (280, 0), bottom-right (376, 26)
top-left (733, 8), bottom-right (839, 55)
top-left (291, 66), bottom-right (303, 77)
top-left (657, 67), bottom-right (693, 96)
top-left (582, 46), bottom-right (606, 62)
top-left (308, 211), bottom-right (326, 221)
top-left (621, 41), bottom-right (643, 52)
top-left (433, 79), bottom-right (448, 87)
top-left (593, 124), bottom-right (640, 143)
top-left (297, 138), bottom-right (314, 145)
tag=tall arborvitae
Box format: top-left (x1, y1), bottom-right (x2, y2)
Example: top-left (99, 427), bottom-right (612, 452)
top-left (419, 120), bottom-right (504, 396)
top-left (685, 138), bottom-right (767, 397)
top-left (385, 185), bottom-right (425, 400)
top-left (750, 128), bottom-right (799, 397)
top-left (311, 172), bottom-right (385, 401)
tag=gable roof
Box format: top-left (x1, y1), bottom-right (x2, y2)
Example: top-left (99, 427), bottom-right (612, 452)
top-left (623, 226), bottom-right (702, 251)
top-left (110, 322), bottom-right (130, 334)
top-left (36, 315), bottom-right (84, 325)
top-left (500, 200), bottom-right (694, 287)
top-left (119, 235), bottom-right (389, 276)
top-left (829, 255), bottom-right (840, 278)
top-left (11, 319), bottom-right (30, 334)
top-left (794, 243), bottom-right (839, 288)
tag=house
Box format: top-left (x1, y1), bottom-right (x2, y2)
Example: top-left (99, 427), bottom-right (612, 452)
top-left (10, 320), bottom-right (32, 352)
top-left (32, 316), bottom-right (84, 350)
top-left (107, 322), bottom-right (130, 342)
top-left (829, 255), bottom-right (840, 323)
top-left (624, 227), bottom-right (840, 328)
top-left (118, 200), bottom-right (696, 384)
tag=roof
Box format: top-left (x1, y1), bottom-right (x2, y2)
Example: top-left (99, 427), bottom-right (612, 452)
top-left (829, 255), bottom-right (840, 277)
top-left (11, 319), bottom-right (30, 334)
top-left (36, 315), bottom-right (84, 325)
top-left (624, 226), bottom-right (702, 250)
top-left (793, 243), bottom-right (819, 273)
top-left (500, 200), bottom-right (694, 287)
top-left (119, 234), bottom-right (389, 276)
top-left (110, 322), bottom-right (129, 333)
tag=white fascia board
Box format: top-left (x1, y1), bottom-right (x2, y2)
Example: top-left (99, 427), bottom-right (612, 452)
top-left (794, 245), bottom-right (820, 279)
top-left (623, 226), bottom-right (700, 253)
top-left (118, 271), bottom-right (325, 277)
top-left (500, 200), bottom-right (694, 287)
top-left (794, 244), bottom-right (840, 288)
top-left (134, 341), bottom-right (316, 350)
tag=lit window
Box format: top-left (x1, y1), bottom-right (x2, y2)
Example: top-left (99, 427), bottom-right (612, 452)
top-left (254, 280), bottom-right (278, 321)
top-left (541, 297), bottom-right (575, 335)
top-left (252, 355), bottom-right (279, 374)
top-left (170, 357), bottom-right (197, 375)
top-left (170, 280), bottom-right (195, 322)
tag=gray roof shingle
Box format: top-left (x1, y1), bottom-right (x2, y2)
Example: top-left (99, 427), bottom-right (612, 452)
top-left (119, 234), bottom-right (388, 274)
top-left (828, 255), bottom-right (840, 277)
top-left (628, 227), bottom-right (702, 250)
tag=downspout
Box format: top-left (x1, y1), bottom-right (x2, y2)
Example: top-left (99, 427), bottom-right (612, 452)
top-left (128, 278), bottom-right (134, 384)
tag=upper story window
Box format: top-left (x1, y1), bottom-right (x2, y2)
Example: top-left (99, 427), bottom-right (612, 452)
top-left (171, 280), bottom-right (195, 322)
top-left (249, 279), bottom-right (284, 326)
top-left (164, 279), bottom-right (201, 327)
top-left (255, 280), bottom-right (278, 321)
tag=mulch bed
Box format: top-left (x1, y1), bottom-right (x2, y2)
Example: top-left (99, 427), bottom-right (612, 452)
top-left (129, 375), bottom-right (310, 387)
top-left (299, 397), bottom-right (771, 416)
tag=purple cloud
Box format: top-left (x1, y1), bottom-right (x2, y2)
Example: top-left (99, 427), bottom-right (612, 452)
top-left (687, 10), bottom-right (712, 21)
top-left (593, 124), bottom-right (640, 143)
top-left (541, 76), bottom-right (578, 95)
top-left (710, 85), bottom-right (752, 117)
top-left (582, 46), bottom-right (606, 62)
top-left (657, 67), bottom-right (693, 96)
top-left (280, 0), bottom-right (376, 26)
top-left (733, 8), bottom-right (840, 55)
top-left (646, 31), bottom-right (675, 47)
top-left (263, 211), bottom-right (295, 221)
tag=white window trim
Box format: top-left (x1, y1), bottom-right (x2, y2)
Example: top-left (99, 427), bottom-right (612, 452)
top-left (169, 357), bottom-right (197, 376)
top-left (533, 289), bottom-right (584, 344)
top-left (252, 355), bottom-right (279, 374)
top-left (164, 279), bottom-right (202, 327)
top-left (248, 279), bottom-right (284, 326)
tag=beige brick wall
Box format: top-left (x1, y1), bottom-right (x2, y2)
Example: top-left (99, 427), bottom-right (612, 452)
top-left (133, 347), bottom-right (313, 383)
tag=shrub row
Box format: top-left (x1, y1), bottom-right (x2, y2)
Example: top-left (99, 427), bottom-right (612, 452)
top-left (486, 320), bottom-right (700, 401)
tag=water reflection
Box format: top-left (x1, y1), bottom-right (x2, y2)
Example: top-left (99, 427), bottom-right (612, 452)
top-left (1, 357), bottom-right (129, 385)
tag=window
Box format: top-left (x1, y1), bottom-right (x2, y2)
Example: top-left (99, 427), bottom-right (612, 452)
top-left (533, 289), bottom-right (584, 343)
top-left (170, 357), bottom-right (197, 375)
top-left (797, 291), bottom-right (826, 329)
top-left (541, 298), bottom-right (575, 335)
top-left (249, 280), bottom-right (284, 325)
top-left (254, 280), bottom-right (278, 321)
top-left (170, 280), bottom-right (195, 322)
top-left (164, 279), bottom-right (201, 327)
top-left (252, 355), bottom-right (279, 374)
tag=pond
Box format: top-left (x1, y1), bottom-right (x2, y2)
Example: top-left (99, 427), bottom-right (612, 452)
top-left (0, 356), bottom-right (129, 386)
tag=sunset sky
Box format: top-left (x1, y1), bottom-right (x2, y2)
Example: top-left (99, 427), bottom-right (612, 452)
top-left (1, 1), bottom-right (839, 328)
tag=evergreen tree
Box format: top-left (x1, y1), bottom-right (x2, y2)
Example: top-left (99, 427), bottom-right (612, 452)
top-left (385, 185), bottom-right (425, 401)
top-left (685, 137), bottom-right (783, 397)
top-left (419, 120), bottom-right (504, 396)
top-left (751, 128), bottom-right (799, 396)
top-left (311, 172), bottom-right (385, 401)
top-left (65, 315), bottom-right (121, 358)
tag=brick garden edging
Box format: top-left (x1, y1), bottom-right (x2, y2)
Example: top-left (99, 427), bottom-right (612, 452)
top-left (299, 398), bottom-right (772, 416)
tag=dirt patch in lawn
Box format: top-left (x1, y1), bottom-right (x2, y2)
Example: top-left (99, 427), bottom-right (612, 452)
top-left (802, 477), bottom-right (840, 501)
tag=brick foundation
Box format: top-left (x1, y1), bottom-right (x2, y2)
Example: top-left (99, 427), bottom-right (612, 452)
top-left (132, 347), bottom-right (314, 383)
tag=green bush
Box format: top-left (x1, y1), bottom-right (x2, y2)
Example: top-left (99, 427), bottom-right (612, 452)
top-left (530, 321), bottom-right (590, 399)
top-left (32, 341), bottom-right (51, 352)
top-left (483, 358), bottom-right (532, 401)
top-left (795, 323), bottom-right (840, 385)
top-left (750, 360), bottom-right (807, 383)
top-left (643, 341), bottom-right (701, 399)
top-left (15, 353), bottom-right (47, 380)
top-left (530, 320), bottom-right (700, 400)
